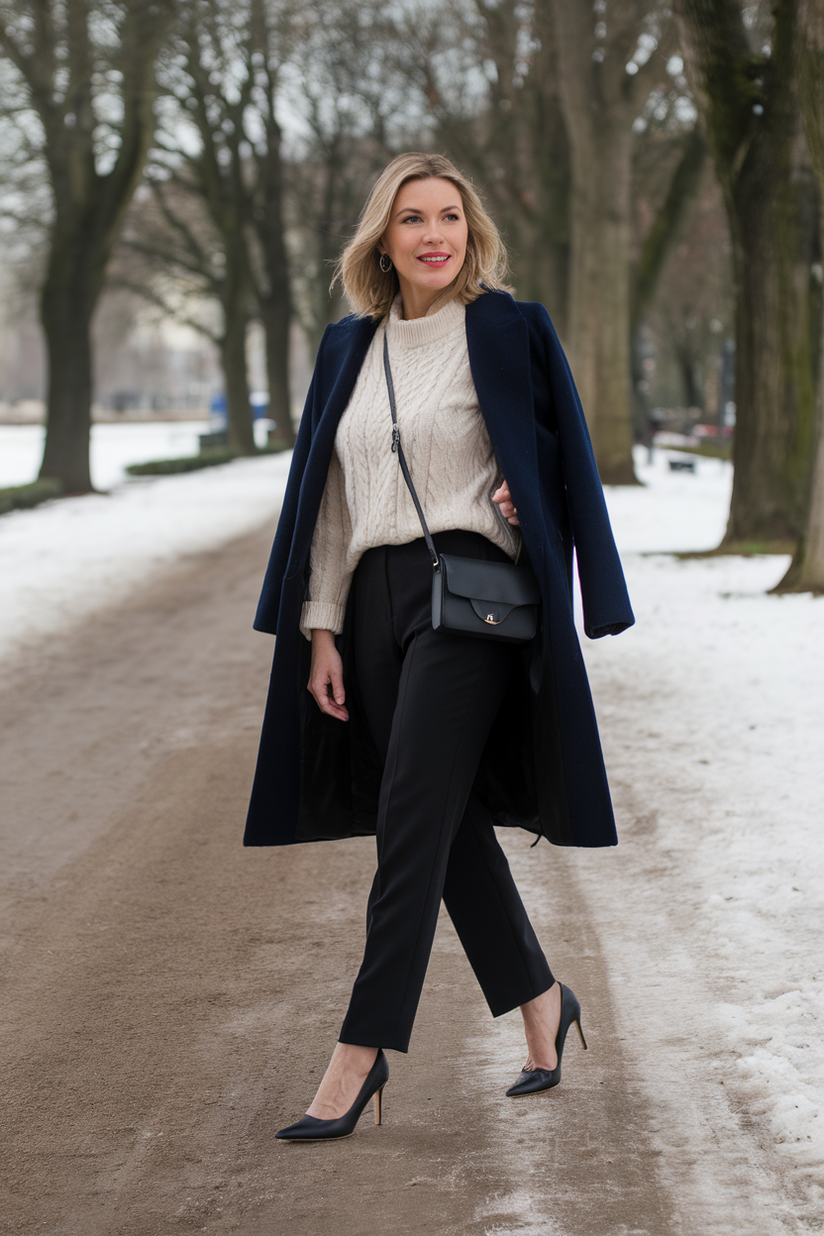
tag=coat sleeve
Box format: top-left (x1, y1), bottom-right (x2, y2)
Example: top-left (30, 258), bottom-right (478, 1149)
top-left (526, 303), bottom-right (635, 639)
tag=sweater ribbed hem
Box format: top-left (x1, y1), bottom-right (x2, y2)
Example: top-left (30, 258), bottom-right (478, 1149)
top-left (300, 601), bottom-right (346, 641)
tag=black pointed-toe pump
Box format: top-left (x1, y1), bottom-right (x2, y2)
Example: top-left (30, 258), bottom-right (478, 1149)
top-left (276, 1049), bottom-right (389, 1142)
top-left (506, 982), bottom-right (587, 1097)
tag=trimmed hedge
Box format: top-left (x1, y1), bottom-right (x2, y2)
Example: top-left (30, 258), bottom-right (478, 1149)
top-left (664, 440), bottom-right (732, 462)
top-left (126, 448), bottom-right (238, 476)
top-left (0, 478), bottom-right (65, 516)
top-left (125, 441), bottom-right (289, 477)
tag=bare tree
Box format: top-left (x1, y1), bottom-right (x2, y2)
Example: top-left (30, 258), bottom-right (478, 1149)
top-left (404, 0), bottom-right (708, 447)
top-left (629, 74), bottom-right (709, 436)
top-left (775, 0), bottom-right (824, 591)
top-left (403, 0), bottom-right (571, 329)
top-left (632, 126), bottom-right (707, 335)
top-left (646, 171), bottom-right (734, 415)
top-left (0, 0), bottom-right (175, 493)
top-left (548, 0), bottom-right (675, 485)
top-left (115, 176), bottom-right (253, 443)
top-left (245, 0), bottom-right (293, 447)
top-left (675, 0), bottom-right (820, 550)
top-left (149, 0), bottom-right (296, 453)
top-left (285, 0), bottom-right (401, 352)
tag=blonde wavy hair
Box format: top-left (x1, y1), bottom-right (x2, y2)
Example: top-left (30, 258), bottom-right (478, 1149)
top-left (333, 152), bottom-right (511, 320)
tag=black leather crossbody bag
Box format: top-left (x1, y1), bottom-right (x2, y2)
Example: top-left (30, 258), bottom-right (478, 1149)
top-left (383, 333), bottom-right (540, 645)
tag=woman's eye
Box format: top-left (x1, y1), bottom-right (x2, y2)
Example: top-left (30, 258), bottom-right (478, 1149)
top-left (399, 212), bottom-right (461, 224)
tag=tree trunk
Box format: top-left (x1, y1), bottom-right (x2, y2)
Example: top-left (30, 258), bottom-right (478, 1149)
top-left (247, 23), bottom-right (295, 450)
top-left (259, 293), bottom-right (293, 448)
top-left (775, 352), bottom-right (824, 592)
top-left (38, 242), bottom-right (101, 493)
top-left (725, 139), bottom-right (818, 545)
top-left (676, 349), bottom-right (703, 412)
top-left (676, 0), bottom-right (819, 551)
top-left (774, 0), bottom-right (824, 591)
top-left (0, 0), bottom-right (175, 495)
top-left (219, 282), bottom-right (255, 455)
top-left (517, 0), bottom-right (571, 331)
top-left (550, 0), bottom-right (671, 484)
top-left (484, 89), bottom-right (571, 332)
top-left (565, 119), bottom-right (637, 483)
top-left (253, 113), bottom-right (294, 449)
top-left (312, 154), bottom-right (349, 352)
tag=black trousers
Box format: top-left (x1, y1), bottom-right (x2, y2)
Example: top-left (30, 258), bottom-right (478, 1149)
top-left (338, 530), bottom-right (554, 1053)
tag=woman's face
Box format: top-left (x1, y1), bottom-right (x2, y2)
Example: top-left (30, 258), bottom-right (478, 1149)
top-left (379, 177), bottom-right (469, 315)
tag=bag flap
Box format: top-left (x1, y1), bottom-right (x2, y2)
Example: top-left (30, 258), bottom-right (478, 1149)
top-left (440, 554), bottom-right (540, 606)
top-left (469, 599), bottom-right (518, 625)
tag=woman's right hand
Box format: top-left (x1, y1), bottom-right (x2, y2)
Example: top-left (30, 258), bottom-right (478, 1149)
top-left (308, 629), bottom-right (349, 721)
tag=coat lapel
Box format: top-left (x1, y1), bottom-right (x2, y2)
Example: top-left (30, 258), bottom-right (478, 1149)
top-left (465, 295), bottom-right (544, 555)
top-left (289, 315), bottom-right (378, 569)
top-left (314, 316), bottom-right (379, 430)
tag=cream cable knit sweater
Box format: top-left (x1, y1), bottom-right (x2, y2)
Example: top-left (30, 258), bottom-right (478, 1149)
top-left (300, 296), bottom-right (519, 639)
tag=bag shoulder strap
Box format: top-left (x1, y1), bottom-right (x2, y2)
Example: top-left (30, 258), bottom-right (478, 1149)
top-left (382, 331), bottom-right (440, 569)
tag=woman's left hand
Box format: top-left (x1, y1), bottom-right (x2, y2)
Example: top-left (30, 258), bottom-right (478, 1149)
top-left (492, 480), bottom-right (520, 526)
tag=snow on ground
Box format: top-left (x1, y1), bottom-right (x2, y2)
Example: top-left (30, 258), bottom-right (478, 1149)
top-left (0, 444), bottom-right (292, 664)
top-left (583, 447), bottom-right (824, 1205)
top-left (0, 421), bottom-right (215, 491)
top-left (1, 433), bottom-right (822, 1207)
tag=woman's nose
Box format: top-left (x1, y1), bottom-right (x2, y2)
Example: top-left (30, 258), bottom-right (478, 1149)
top-left (423, 219), bottom-right (444, 243)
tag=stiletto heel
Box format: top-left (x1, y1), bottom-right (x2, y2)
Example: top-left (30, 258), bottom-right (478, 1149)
top-left (276, 1049), bottom-right (389, 1142)
top-left (506, 982), bottom-right (587, 1097)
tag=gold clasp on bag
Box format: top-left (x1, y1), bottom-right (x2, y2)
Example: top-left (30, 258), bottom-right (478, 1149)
top-left (485, 613), bottom-right (502, 625)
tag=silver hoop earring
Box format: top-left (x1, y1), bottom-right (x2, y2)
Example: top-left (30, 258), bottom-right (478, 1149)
top-left (379, 253), bottom-right (392, 273)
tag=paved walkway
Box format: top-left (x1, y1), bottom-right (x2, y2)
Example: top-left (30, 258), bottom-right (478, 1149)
top-left (0, 524), bottom-right (803, 1235)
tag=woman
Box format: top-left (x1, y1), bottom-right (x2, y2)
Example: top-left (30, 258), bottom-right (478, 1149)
top-left (245, 152), bottom-right (634, 1142)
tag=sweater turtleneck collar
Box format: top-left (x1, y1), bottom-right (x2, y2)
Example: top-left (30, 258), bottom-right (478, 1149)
top-left (385, 293), bottom-right (465, 349)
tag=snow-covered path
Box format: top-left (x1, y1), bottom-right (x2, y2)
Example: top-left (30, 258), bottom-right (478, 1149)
top-left (585, 452), bottom-right (824, 1225)
top-left (1, 443), bottom-right (822, 1229)
top-left (0, 451), bottom-right (292, 667)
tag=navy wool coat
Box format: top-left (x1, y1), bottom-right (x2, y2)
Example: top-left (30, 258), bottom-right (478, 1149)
top-left (244, 290), bottom-right (634, 849)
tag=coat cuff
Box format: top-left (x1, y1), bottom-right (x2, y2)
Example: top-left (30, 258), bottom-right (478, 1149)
top-left (300, 601), bottom-right (346, 641)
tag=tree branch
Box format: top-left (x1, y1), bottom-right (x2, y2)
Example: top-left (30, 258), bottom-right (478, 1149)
top-left (632, 126), bottom-right (707, 330)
